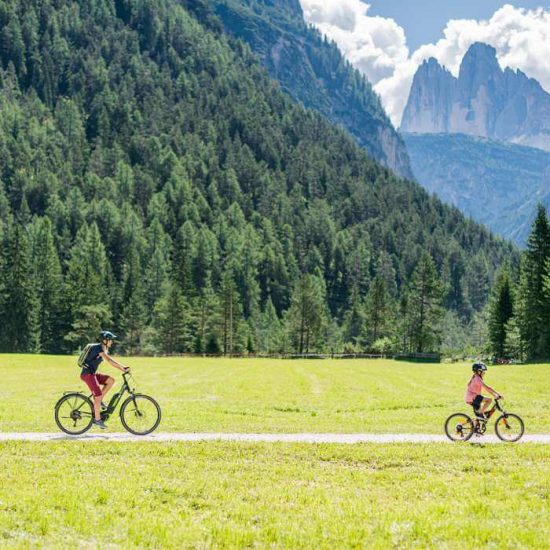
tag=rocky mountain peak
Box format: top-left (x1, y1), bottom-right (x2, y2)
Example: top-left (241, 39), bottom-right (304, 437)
top-left (460, 42), bottom-right (498, 68)
top-left (401, 42), bottom-right (550, 152)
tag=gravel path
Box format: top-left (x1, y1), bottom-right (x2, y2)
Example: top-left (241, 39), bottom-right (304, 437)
top-left (1, 432), bottom-right (549, 443)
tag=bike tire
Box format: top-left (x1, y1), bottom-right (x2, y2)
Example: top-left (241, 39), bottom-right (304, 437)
top-left (444, 413), bottom-right (475, 442)
top-left (119, 394), bottom-right (161, 435)
top-left (495, 413), bottom-right (524, 442)
top-left (54, 393), bottom-right (94, 435)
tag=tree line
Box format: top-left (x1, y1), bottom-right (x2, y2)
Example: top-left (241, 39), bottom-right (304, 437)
top-left (0, 0), bottom-right (515, 355)
top-left (489, 205), bottom-right (550, 361)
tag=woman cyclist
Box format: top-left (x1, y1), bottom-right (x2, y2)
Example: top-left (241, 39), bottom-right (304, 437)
top-left (80, 331), bottom-right (130, 429)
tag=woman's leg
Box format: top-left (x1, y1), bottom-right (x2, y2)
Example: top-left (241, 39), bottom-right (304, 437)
top-left (81, 375), bottom-right (103, 420)
top-left (93, 395), bottom-right (102, 420)
top-left (100, 376), bottom-right (115, 401)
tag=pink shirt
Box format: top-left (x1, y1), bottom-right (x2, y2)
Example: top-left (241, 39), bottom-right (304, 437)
top-left (465, 374), bottom-right (483, 404)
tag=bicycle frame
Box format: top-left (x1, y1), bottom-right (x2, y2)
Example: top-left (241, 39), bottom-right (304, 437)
top-left (476, 397), bottom-right (504, 422)
top-left (100, 373), bottom-right (135, 420)
top-left (69, 373), bottom-right (134, 420)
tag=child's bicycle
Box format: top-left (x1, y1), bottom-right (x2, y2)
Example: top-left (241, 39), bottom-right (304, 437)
top-left (54, 372), bottom-right (161, 436)
top-left (444, 397), bottom-right (524, 442)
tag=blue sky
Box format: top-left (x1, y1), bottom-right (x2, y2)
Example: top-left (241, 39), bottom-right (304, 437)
top-left (368, 1), bottom-right (550, 51)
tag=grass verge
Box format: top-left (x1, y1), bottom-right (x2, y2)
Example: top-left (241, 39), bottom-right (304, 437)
top-left (0, 441), bottom-right (549, 548)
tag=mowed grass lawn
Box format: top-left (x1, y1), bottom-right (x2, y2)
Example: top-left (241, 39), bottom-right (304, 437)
top-left (0, 442), bottom-right (549, 548)
top-left (0, 355), bottom-right (549, 433)
top-left (1, 357), bottom-right (550, 548)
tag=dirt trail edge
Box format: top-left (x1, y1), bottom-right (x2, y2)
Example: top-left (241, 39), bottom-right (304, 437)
top-left (1, 433), bottom-right (549, 443)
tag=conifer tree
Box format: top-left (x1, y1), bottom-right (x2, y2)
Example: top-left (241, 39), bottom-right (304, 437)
top-left (193, 272), bottom-right (219, 353)
top-left (153, 282), bottom-right (192, 354)
top-left (254, 297), bottom-right (283, 353)
top-left (488, 268), bottom-right (514, 358)
top-left (31, 217), bottom-right (62, 353)
top-left (402, 252), bottom-right (443, 353)
top-left (0, 223), bottom-right (40, 352)
top-left (518, 204), bottom-right (550, 359)
top-left (365, 274), bottom-right (395, 346)
top-left (118, 244), bottom-right (146, 354)
top-left (342, 285), bottom-right (367, 349)
top-left (143, 219), bottom-right (172, 315)
top-left (63, 224), bottom-right (112, 351)
top-left (285, 274), bottom-right (328, 353)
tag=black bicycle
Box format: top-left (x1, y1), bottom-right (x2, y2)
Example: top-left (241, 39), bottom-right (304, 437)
top-left (54, 372), bottom-right (161, 436)
top-left (444, 397), bottom-right (524, 442)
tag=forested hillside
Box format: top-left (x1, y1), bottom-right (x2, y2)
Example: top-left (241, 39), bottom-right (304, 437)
top-left (404, 133), bottom-right (550, 246)
top-left (212, 0), bottom-right (413, 179)
top-left (0, 0), bottom-right (515, 355)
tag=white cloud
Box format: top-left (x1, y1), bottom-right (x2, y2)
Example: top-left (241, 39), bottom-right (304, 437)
top-left (301, 0), bottom-right (409, 84)
top-left (300, 1), bottom-right (550, 126)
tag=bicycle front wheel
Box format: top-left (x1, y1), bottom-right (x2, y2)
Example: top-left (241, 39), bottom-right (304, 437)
top-left (55, 393), bottom-right (94, 435)
top-left (444, 413), bottom-right (475, 442)
top-left (120, 394), bottom-right (161, 435)
top-left (495, 413), bottom-right (524, 442)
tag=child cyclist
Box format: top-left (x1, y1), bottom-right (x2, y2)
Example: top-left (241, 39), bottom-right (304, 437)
top-left (80, 331), bottom-right (130, 429)
top-left (465, 362), bottom-right (502, 419)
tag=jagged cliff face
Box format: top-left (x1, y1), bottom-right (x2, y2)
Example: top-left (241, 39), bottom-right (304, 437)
top-left (212, 0), bottom-right (413, 179)
top-left (401, 43), bottom-right (550, 152)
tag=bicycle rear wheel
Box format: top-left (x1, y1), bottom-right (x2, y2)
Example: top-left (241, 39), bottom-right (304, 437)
top-left (55, 393), bottom-right (94, 435)
top-left (120, 394), bottom-right (161, 435)
top-left (444, 413), bottom-right (475, 442)
top-left (495, 413), bottom-right (524, 442)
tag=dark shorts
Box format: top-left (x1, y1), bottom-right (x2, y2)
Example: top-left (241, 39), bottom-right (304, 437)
top-left (81, 373), bottom-right (111, 397)
top-left (471, 394), bottom-right (485, 411)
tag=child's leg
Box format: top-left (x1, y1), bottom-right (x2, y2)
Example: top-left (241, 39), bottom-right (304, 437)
top-left (479, 397), bottom-right (492, 414)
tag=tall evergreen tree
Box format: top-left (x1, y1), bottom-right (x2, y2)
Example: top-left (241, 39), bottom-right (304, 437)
top-left (153, 282), bottom-right (192, 354)
top-left (365, 274), bottom-right (395, 347)
top-left (285, 274), bottom-right (328, 353)
top-left (30, 217), bottom-right (62, 353)
top-left (193, 272), bottom-right (220, 354)
top-left (402, 252), bottom-right (443, 353)
top-left (118, 243), bottom-right (146, 354)
top-left (0, 223), bottom-right (40, 352)
top-left (63, 224), bottom-right (112, 351)
top-left (488, 268), bottom-right (514, 358)
top-left (518, 204), bottom-right (550, 359)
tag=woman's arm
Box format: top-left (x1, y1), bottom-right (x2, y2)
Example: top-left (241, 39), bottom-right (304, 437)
top-left (99, 352), bottom-right (129, 372)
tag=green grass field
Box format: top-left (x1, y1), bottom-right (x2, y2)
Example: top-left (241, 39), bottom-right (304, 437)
top-left (0, 441), bottom-right (549, 548)
top-left (0, 355), bottom-right (549, 433)
top-left (1, 356), bottom-right (549, 548)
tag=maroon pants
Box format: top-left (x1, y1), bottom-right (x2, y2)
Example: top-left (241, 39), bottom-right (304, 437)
top-left (81, 373), bottom-right (111, 397)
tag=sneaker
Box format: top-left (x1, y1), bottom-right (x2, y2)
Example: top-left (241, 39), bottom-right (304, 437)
top-left (100, 402), bottom-right (108, 411)
top-left (93, 419), bottom-right (107, 430)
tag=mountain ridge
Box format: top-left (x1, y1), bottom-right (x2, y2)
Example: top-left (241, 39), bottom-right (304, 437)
top-left (404, 132), bottom-right (550, 245)
top-left (211, 0), bottom-right (413, 178)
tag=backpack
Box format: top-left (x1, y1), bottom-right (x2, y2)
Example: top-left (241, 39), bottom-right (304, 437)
top-left (77, 343), bottom-right (100, 369)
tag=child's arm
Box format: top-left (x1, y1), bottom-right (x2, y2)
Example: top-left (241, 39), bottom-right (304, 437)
top-left (481, 381), bottom-right (501, 398)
